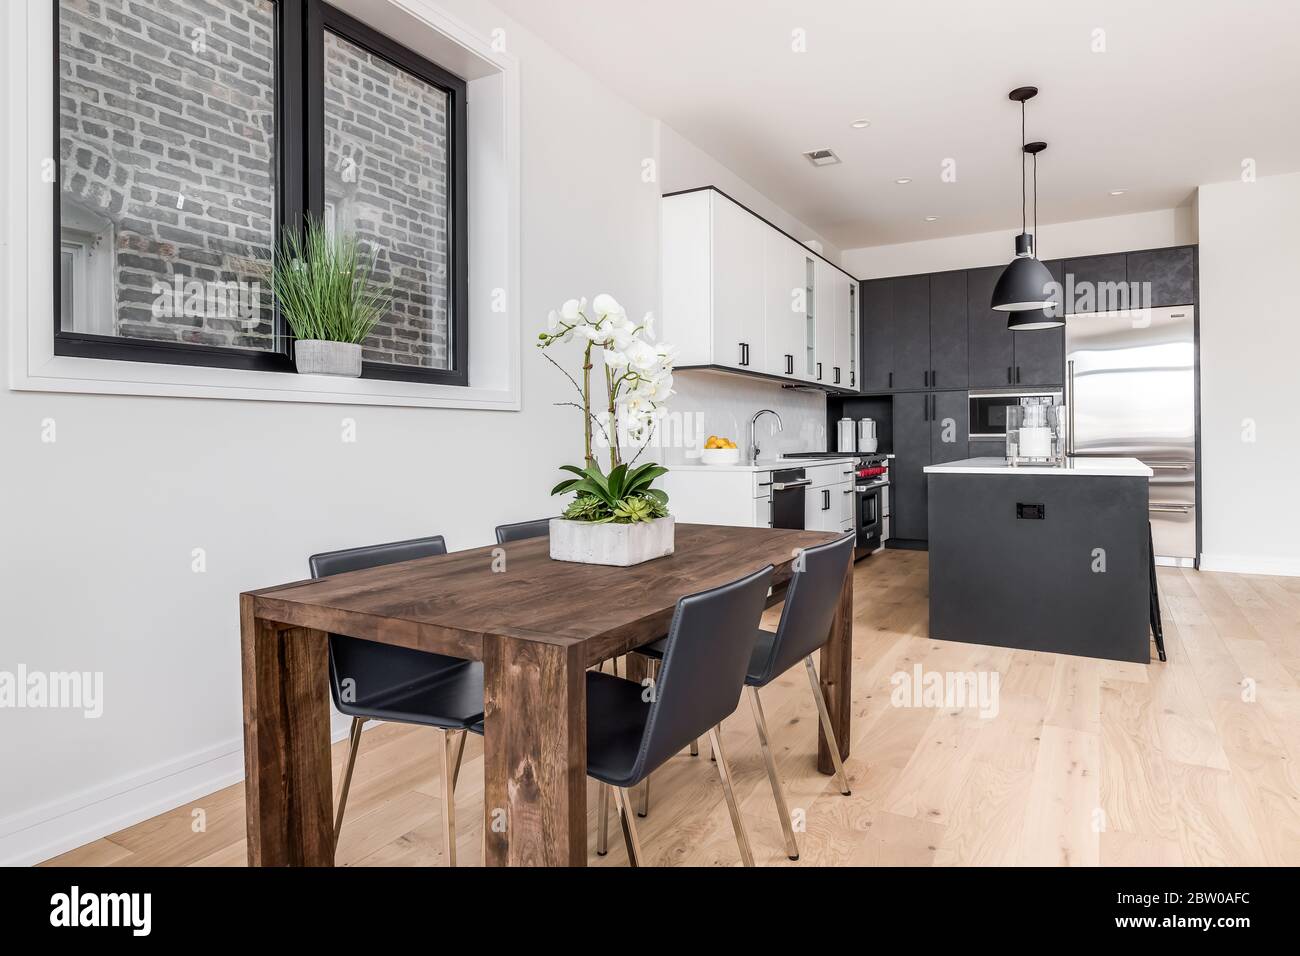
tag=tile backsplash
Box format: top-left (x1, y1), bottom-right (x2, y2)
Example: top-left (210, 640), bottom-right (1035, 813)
top-left (656, 369), bottom-right (829, 464)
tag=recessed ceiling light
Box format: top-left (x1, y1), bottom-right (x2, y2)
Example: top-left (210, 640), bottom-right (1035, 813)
top-left (895, 178), bottom-right (912, 184)
top-left (924, 216), bottom-right (939, 222)
top-left (851, 119), bottom-right (871, 129)
top-left (1109, 189), bottom-right (1126, 196)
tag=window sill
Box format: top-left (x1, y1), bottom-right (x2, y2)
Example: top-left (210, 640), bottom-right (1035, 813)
top-left (11, 352), bottom-right (519, 409)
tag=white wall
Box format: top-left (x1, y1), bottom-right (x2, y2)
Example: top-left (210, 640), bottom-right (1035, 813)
top-left (842, 206), bottom-right (1197, 279)
top-left (0, 0), bottom-right (662, 864)
top-left (1196, 173), bottom-right (1300, 575)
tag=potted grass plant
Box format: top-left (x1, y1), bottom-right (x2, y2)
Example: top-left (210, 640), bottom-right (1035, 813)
top-left (267, 217), bottom-right (389, 376)
top-left (539, 295), bottom-right (678, 566)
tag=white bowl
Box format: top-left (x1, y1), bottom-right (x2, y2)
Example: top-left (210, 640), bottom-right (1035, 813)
top-left (700, 447), bottom-right (742, 465)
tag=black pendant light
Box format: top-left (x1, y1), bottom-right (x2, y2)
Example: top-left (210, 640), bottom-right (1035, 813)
top-left (992, 87), bottom-right (1062, 329)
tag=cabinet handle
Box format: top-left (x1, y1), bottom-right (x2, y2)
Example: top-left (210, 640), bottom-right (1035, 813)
top-left (833, 366), bottom-right (841, 384)
top-left (823, 489), bottom-right (831, 510)
top-left (1007, 366), bottom-right (1012, 384)
top-left (888, 371), bottom-right (893, 388)
top-left (850, 370), bottom-right (855, 387)
top-left (816, 362), bottom-right (822, 380)
top-left (931, 368), bottom-right (937, 388)
top-left (1016, 365), bottom-right (1022, 384)
top-left (923, 395), bottom-right (929, 422)
top-left (924, 370), bottom-right (929, 387)
top-left (786, 354), bottom-right (794, 375)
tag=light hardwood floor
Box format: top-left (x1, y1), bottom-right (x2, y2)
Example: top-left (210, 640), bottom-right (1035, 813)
top-left (43, 551), bottom-right (1300, 867)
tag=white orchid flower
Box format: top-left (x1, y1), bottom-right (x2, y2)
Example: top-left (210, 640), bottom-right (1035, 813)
top-left (640, 312), bottom-right (656, 337)
top-left (592, 293), bottom-right (625, 319)
top-left (560, 297), bottom-right (585, 321)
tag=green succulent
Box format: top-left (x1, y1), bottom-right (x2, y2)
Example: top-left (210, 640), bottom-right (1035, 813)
top-left (552, 461), bottom-right (670, 524)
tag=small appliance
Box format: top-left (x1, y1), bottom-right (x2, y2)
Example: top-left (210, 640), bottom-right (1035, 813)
top-left (836, 417), bottom-right (856, 453)
top-left (969, 390), bottom-right (1063, 440)
top-left (857, 418), bottom-right (878, 453)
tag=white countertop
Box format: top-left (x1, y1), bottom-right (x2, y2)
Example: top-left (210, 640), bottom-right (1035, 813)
top-left (924, 456), bottom-right (1153, 477)
top-left (666, 455), bottom-right (858, 473)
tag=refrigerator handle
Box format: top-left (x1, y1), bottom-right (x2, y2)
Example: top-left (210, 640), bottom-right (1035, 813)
top-left (1065, 359), bottom-right (1076, 456)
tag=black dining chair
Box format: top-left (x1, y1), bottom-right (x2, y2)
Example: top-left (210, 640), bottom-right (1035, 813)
top-left (309, 535), bottom-right (484, 867)
top-left (494, 517), bottom-right (555, 544)
top-left (632, 532), bottom-right (856, 859)
top-left (588, 563), bottom-right (774, 866)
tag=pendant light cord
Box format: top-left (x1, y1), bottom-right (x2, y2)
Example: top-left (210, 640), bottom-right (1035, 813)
top-left (1033, 151), bottom-right (1039, 250)
top-left (1020, 100), bottom-right (1027, 235)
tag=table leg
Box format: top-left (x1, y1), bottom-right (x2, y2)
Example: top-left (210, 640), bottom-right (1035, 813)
top-left (816, 560), bottom-right (854, 775)
top-left (482, 636), bottom-right (587, 865)
top-left (240, 596), bottom-right (333, 865)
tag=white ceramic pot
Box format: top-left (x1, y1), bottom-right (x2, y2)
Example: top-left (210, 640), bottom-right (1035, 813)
top-left (549, 516), bottom-right (675, 567)
top-left (295, 340), bottom-right (363, 377)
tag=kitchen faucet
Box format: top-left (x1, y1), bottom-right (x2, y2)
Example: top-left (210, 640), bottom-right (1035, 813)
top-left (750, 409), bottom-right (783, 462)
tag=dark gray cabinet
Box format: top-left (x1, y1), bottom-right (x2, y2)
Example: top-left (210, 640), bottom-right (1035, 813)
top-left (891, 393), bottom-right (930, 540)
top-left (1127, 246), bottom-right (1194, 307)
top-left (968, 262), bottom-right (1063, 388)
top-left (1013, 260), bottom-right (1064, 386)
top-left (931, 390), bottom-right (970, 464)
top-left (1063, 253), bottom-right (1126, 313)
top-left (967, 265), bottom-right (1015, 388)
top-left (891, 390), bottom-right (970, 542)
top-left (929, 271), bottom-right (968, 389)
top-left (893, 275), bottom-right (931, 390)
top-left (859, 279), bottom-right (894, 391)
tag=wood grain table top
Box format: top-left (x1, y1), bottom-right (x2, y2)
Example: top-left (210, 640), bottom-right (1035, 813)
top-left (244, 523), bottom-right (839, 666)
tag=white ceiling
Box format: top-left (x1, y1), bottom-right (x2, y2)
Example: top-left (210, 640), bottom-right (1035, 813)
top-left (493, 0), bottom-right (1300, 248)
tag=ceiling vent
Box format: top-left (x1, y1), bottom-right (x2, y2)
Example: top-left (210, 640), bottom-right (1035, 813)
top-left (802, 148), bottom-right (841, 167)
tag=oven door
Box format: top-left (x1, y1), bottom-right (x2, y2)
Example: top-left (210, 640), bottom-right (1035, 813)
top-left (857, 485), bottom-right (883, 549)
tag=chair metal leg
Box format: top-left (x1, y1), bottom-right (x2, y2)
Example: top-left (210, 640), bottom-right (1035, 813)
top-left (708, 725), bottom-right (755, 867)
top-left (450, 726), bottom-right (467, 792)
top-left (638, 657), bottom-right (658, 818)
top-left (597, 784), bottom-right (611, 855)
top-left (611, 786), bottom-right (644, 866)
top-left (805, 656), bottom-right (851, 795)
top-left (748, 686), bottom-right (800, 860)
top-left (333, 717), bottom-right (364, 854)
top-left (439, 728), bottom-right (460, 867)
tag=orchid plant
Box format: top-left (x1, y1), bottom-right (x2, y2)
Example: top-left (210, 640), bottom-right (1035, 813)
top-left (539, 294), bottom-right (676, 523)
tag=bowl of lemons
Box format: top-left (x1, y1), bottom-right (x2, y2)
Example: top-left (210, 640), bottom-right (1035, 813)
top-left (700, 435), bottom-right (741, 465)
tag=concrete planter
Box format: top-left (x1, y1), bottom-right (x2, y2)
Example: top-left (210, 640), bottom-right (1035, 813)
top-left (549, 516), bottom-right (675, 567)
top-left (295, 340), bottom-right (363, 377)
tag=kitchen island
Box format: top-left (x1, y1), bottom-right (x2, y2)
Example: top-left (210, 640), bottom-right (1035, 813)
top-left (924, 456), bottom-right (1154, 663)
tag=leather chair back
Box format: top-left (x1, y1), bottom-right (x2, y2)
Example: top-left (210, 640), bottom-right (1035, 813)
top-left (748, 532), bottom-right (855, 685)
top-left (633, 564), bottom-right (773, 780)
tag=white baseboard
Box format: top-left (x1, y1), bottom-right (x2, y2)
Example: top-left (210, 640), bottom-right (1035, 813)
top-left (1199, 553), bottom-right (1300, 577)
top-left (0, 717), bottom-right (357, 867)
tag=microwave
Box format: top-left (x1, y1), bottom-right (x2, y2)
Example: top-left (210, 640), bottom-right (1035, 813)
top-left (969, 390), bottom-right (1062, 439)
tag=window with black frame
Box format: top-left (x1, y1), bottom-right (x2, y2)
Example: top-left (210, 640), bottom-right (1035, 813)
top-left (54, 0), bottom-right (468, 385)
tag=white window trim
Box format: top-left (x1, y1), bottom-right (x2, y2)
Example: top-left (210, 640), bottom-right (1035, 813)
top-left (4, 0), bottom-right (521, 411)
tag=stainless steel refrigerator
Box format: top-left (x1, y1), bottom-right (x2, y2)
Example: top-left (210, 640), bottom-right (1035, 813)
top-left (1065, 306), bottom-right (1198, 566)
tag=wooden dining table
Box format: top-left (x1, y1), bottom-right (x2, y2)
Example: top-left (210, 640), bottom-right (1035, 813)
top-left (239, 523), bottom-right (853, 866)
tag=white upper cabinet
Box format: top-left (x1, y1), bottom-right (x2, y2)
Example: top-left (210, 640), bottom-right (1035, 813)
top-left (661, 188), bottom-right (859, 391)
top-left (763, 230), bottom-right (807, 380)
